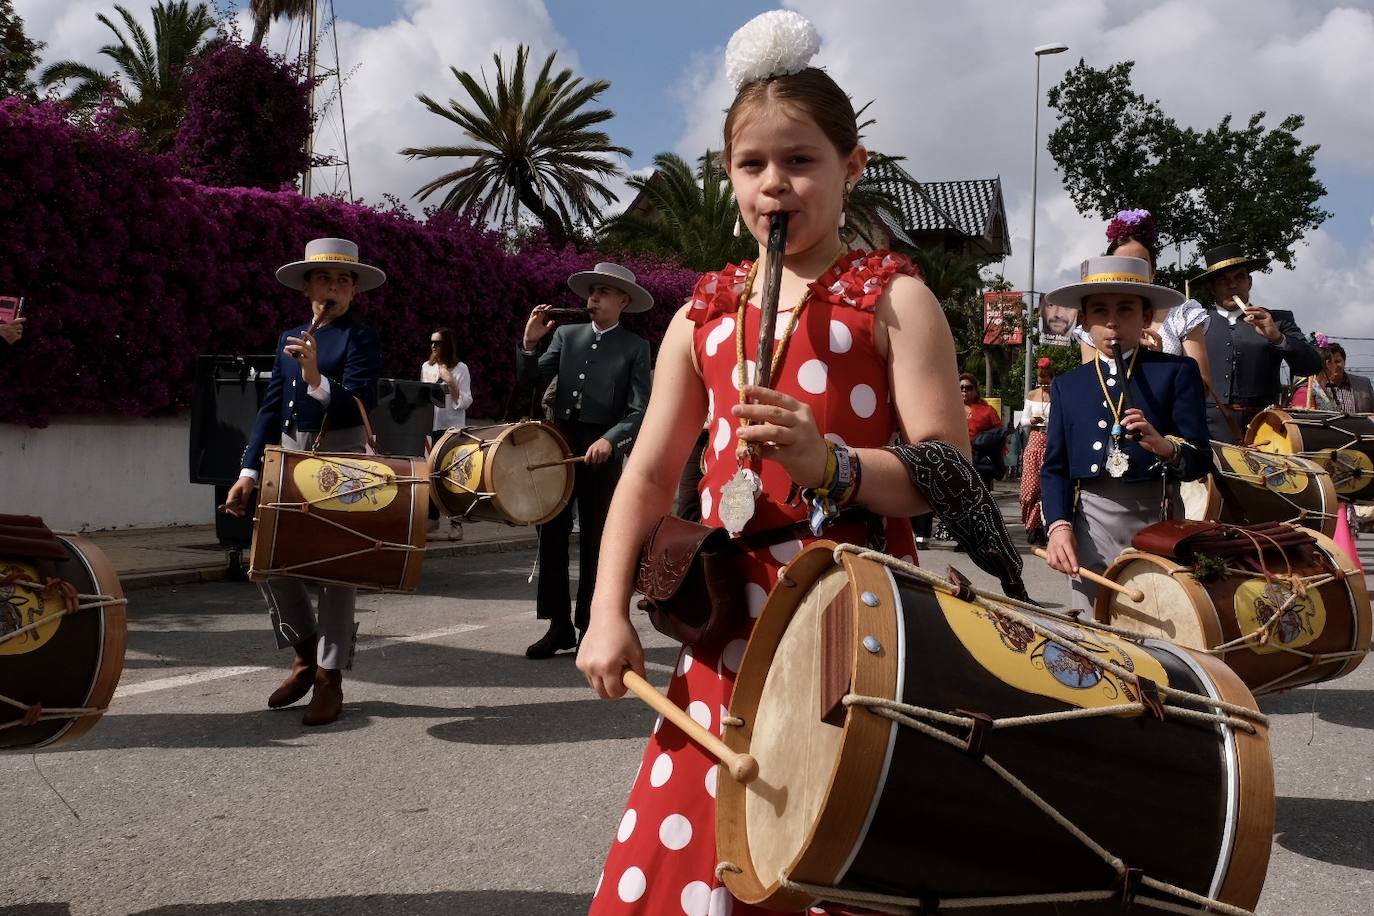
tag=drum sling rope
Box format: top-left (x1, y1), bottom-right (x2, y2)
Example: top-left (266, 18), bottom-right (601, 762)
top-left (832, 546), bottom-right (1268, 726)
top-left (0, 573), bottom-right (125, 731)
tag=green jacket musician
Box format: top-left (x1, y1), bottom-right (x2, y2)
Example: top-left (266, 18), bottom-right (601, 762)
top-left (515, 262), bottom-right (653, 659)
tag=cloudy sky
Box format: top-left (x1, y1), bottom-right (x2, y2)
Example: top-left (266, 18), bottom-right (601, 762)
top-left (18, 0), bottom-right (1374, 365)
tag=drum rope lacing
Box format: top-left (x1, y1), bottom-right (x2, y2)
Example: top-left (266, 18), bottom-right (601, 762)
top-left (0, 572), bottom-right (125, 731)
top-left (714, 546), bottom-right (1266, 916)
top-left (1214, 454), bottom-right (1335, 526)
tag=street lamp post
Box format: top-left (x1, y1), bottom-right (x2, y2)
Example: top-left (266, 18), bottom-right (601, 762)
top-left (1023, 42), bottom-right (1069, 403)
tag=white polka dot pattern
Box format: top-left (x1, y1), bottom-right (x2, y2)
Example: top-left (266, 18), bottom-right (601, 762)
top-left (704, 317), bottom-right (734, 357)
top-left (710, 886), bottom-right (733, 915)
top-left (687, 701), bottom-right (712, 730)
top-left (700, 486), bottom-right (713, 522)
top-left (617, 808), bottom-right (637, 842)
top-left (677, 647), bottom-right (694, 677)
top-left (659, 813), bottom-right (693, 850)
top-left (704, 766), bottom-right (719, 799)
top-left (650, 752), bottom-right (673, 787)
top-left (731, 359), bottom-right (757, 390)
top-left (681, 880), bottom-right (711, 916)
top-left (829, 319), bottom-right (852, 354)
top-left (797, 358), bottom-right (828, 394)
top-left (721, 638), bottom-right (747, 673)
top-left (617, 866), bottom-right (647, 902)
top-left (768, 539), bottom-right (802, 564)
top-left (712, 417), bottom-right (731, 456)
top-left (851, 383), bottom-right (877, 418)
top-left (745, 582), bottom-right (768, 618)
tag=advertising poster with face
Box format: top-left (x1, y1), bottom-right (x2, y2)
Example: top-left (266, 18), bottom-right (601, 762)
top-left (1038, 297), bottom-right (1079, 347)
top-left (982, 291), bottom-right (1025, 346)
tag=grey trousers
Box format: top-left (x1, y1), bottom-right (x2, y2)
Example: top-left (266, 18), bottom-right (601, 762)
top-left (1070, 476), bottom-right (1181, 612)
top-left (259, 426), bottom-right (367, 670)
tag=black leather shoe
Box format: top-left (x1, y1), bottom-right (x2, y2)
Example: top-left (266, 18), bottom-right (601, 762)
top-left (525, 625), bottom-right (578, 659)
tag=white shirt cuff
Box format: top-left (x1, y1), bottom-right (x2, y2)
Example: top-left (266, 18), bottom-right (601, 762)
top-left (239, 468), bottom-right (260, 482)
top-left (308, 375), bottom-right (332, 405)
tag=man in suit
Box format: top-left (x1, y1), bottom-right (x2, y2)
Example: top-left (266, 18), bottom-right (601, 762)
top-left (518, 263), bottom-right (652, 658)
top-left (1197, 243), bottom-right (1323, 441)
top-left (1315, 342), bottom-right (1374, 413)
top-left (224, 237), bottom-right (384, 725)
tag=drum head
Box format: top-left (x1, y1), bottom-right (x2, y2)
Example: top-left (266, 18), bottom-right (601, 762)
top-left (1247, 409), bottom-right (1298, 454)
top-left (488, 423), bottom-right (574, 525)
top-left (1095, 553), bottom-right (1220, 649)
top-left (743, 566), bottom-right (849, 885)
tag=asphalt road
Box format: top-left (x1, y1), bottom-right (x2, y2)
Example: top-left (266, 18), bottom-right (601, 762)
top-left (2, 544), bottom-right (1371, 915)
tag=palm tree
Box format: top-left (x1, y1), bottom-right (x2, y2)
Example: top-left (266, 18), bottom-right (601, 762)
top-left (249, 0), bottom-right (312, 48)
top-left (599, 152), bottom-right (755, 271)
top-left (401, 45), bottom-right (630, 245)
top-left (39, 1), bottom-right (215, 150)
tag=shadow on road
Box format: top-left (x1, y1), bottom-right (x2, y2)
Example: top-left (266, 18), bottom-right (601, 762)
top-left (428, 696), bottom-right (656, 745)
top-left (1259, 687), bottom-right (1374, 730)
top-left (132, 890), bottom-right (588, 915)
top-left (1274, 796), bottom-right (1374, 870)
top-left (0, 905), bottom-right (72, 916)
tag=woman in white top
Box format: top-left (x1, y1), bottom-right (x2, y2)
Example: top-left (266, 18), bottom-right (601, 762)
top-left (422, 327), bottom-right (473, 529)
top-left (1020, 357), bottom-right (1054, 545)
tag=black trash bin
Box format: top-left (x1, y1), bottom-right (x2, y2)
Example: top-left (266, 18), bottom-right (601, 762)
top-left (189, 354), bottom-right (276, 578)
top-left (373, 378), bottom-right (446, 457)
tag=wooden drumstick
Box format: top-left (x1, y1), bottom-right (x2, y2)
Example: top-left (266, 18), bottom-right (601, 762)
top-left (525, 456), bottom-right (586, 471)
top-left (1032, 547), bottom-right (1146, 603)
top-left (622, 669), bottom-right (759, 784)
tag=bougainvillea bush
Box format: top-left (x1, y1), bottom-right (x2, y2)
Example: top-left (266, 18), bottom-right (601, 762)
top-left (0, 98), bottom-right (696, 427)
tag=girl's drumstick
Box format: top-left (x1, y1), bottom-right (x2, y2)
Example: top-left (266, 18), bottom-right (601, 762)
top-left (1032, 547), bottom-right (1146, 603)
top-left (526, 456), bottom-right (586, 472)
top-left (621, 669), bottom-right (759, 784)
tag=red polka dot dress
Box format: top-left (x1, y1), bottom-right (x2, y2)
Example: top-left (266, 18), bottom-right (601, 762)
top-left (589, 251), bottom-right (919, 916)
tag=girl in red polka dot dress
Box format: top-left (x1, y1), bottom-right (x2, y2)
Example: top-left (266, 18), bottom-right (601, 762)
top-left (577, 11), bottom-right (970, 915)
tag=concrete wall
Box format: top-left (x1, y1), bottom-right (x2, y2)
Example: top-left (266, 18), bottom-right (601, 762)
top-left (0, 415), bottom-right (211, 530)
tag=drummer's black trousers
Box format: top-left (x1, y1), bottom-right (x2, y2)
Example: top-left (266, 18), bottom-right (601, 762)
top-left (536, 420), bottom-right (621, 632)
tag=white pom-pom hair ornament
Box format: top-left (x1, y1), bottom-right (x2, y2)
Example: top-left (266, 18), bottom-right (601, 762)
top-left (725, 10), bottom-right (821, 91)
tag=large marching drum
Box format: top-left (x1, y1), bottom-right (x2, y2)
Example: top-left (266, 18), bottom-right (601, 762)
top-left (249, 444), bottom-right (430, 592)
top-left (1, 515), bottom-right (127, 750)
top-left (1203, 440), bottom-right (1338, 536)
top-left (427, 422), bottom-right (574, 526)
top-left (1095, 520), bottom-right (1371, 696)
top-left (715, 543), bottom-right (1273, 914)
top-left (1248, 408), bottom-right (1374, 501)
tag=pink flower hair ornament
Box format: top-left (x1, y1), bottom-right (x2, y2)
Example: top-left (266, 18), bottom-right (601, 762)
top-left (1106, 208), bottom-right (1159, 248)
top-left (1315, 333), bottom-right (1330, 348)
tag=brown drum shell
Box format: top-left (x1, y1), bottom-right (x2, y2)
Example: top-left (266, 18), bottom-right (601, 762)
top-left (1204, 439), bottom-right (1337, 536)
top-left (250, 447), bottom-right (429, 592)
top-left (427, 422), bottom-right (573, 526)
top-left (1, 535), bottom-right (127, 750)
top-left (719, 544), bottom-right (1272, 913)
top-left (1248, 408), bottom-right (1374, 502)
top-left (1095, 531), bottom-right (1371, 695)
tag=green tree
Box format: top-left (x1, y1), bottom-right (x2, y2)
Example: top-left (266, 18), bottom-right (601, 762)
top-left (40, 1), bottom-right (215, 151)
top-left (1047, 60), bottom-right (1329, 288)
top-left (599, 152), bottom-right (754, 271)
top-left (249, 0), bottom-right (312, 48)
top-left (0, 0), bottom-right (44, 100)
top-left (401, 45), bottom-right (629, 245)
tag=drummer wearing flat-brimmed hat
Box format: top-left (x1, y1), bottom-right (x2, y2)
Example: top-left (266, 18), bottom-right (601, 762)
top-left (224, 237), bottom-right (384, 726)
top-left (1040, 255), bottom-right (1213, 611)
top-left (517, 262), bottom-right (652, 659)
top-left (1195, 242), bottom-right (1323, 442)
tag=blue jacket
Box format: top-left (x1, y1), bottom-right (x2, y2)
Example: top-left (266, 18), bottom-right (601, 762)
top-left (1040, 349), bottom-right (1212, 527)
top-left (241, 311), bottom-right (382, 473)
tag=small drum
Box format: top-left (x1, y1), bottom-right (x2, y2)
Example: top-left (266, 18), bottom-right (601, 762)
top-left (250, 446), bottom-right (429, 591)
top-left (1248, 408), bottom-right (1374, 501)
top-left (1096, 524), bottom-right (1371, 695)
top-left (1205, 439), bottom-right (1338, 536)
top-left (427, 422), bottom-right (574, 526)
top-left (1, 521), bottom-right (127, 750)
top-left (718, 543), bottom-right (1272, 914)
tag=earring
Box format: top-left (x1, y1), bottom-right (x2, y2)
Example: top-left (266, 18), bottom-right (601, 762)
top-left (733, 213), bottom-right (742, 238)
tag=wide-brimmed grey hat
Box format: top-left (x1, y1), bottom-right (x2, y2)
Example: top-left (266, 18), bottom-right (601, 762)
top-left (1045, 255), bottom-right (1184, 312)
top-left (567, 262), bottom-right (653, 313)
top-left (276, 238), bottom-right (387, 292)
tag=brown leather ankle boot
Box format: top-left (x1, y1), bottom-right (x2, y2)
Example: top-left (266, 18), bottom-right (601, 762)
top-left (302, 668), bottom-right (343, 726)
top-left (267, 637), bottom-right (317, 709)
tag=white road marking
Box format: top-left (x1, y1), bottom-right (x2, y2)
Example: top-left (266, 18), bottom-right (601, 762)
top-left (112, 623), bottom-right (485, 699)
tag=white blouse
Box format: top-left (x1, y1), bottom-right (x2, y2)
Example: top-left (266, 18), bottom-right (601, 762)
top-left (421, 360), bottom-right (473, 430)
top-left (1021, 396), bottom-right (1050, 427)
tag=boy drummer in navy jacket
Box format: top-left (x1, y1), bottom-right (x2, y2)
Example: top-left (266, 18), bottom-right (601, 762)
top-left (1041, 255), bottom-right (1212, 610)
